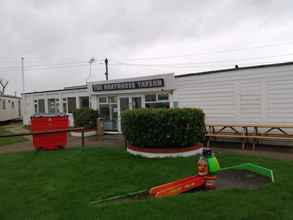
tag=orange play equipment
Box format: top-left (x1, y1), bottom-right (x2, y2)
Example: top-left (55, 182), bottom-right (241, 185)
top-left (149, 148), bottom-right (220, 198)
top-left (149, 176), bottom-right (205, 198)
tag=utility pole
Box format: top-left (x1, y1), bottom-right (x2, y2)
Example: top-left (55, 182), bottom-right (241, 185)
top-left (21, 57), bottom-right (25, 92)
top-left (105, 58), bottom-right (109, 80)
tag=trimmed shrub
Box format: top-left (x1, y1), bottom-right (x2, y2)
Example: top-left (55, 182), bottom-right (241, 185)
top-left (73, 108), bottom-right (99, 129)
top-left (121, 108), bottom-right (206, 148)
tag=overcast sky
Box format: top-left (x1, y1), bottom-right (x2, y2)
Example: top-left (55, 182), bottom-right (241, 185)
top-left (0, 0), bottom-right (293, 95)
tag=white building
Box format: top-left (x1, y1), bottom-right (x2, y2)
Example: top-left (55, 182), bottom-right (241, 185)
top-left (0, 95), bottom-right (21, 122)
top-left (22, 61), bottom-right (293, 131)
top-left (175, 62), bottom-right (293, 124)
top-left (22, 74), bottom-right (175, 130)
top-left (22, 85), bottom-right (89, 126)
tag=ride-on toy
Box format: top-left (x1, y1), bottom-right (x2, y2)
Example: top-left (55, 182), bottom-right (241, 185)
top-left (149, 148), bottom-right (220, 198)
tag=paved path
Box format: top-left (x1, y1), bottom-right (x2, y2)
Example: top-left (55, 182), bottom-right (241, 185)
top-left (1, 125), bottom-right (293, 160)
top-left (0, 134), bottom-right (125, 154)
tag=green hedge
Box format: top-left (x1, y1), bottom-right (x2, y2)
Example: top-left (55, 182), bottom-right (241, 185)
top-left (121, 108), bottom-right (206, 148)
top-left (73, 108), bottom-right (98, 129)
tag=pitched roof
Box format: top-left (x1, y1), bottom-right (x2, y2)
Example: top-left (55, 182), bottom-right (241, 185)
top-left (22, 85), bottom-right (87, 95)
top-left (0, 94), bottom-right (21, 99)
top-left (175, 61), bottom-right (293, 78)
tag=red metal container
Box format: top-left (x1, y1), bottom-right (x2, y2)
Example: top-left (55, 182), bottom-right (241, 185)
top-left (31, 114), bottom-right (69, 150)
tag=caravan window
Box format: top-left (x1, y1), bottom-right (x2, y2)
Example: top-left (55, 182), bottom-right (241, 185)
top-left (2, 100), bottom-right (5, 110)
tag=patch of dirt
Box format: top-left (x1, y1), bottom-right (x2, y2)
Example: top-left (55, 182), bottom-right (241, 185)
top-left (92, 170), bottom-right (271, 206)
top-left (216, 169), bottom-right (271, 189)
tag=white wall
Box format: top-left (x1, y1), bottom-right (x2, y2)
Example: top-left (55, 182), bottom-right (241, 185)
top-left (0, 96), bottom-right (21, 122)
top-left (175, 64), bottom-right (293, 124)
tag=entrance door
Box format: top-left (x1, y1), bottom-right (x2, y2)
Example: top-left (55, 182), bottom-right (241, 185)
top-left (120, 97), bottom-right (130, 112)
top-left (98, 96), bottom-right (118, 131)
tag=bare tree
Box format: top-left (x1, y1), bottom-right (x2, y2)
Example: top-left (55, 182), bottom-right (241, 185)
top-left (0, 79), bottom-right (9, 95)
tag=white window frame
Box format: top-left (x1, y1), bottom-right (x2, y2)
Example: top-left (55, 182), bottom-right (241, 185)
top-left (144, 93), bottom-right (170, 108)
top-left (47, 98), bottom-right (60, 113)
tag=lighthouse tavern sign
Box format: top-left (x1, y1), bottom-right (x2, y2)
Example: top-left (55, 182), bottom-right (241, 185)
top-left (92, 78), bottom-right (164, 92)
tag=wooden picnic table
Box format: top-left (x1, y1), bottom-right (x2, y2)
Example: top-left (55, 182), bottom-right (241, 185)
top-left (207, 123), bottom-right (293, 136)
top-left (206, 123), bottom-right (293, 150)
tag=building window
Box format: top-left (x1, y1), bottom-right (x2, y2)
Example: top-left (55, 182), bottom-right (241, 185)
top-left (132, 97), bottom-right (142, 109)
top-left (145, 102), bottom-right (170, 108)
top-left (11, 101), bottom-right (15, 109)
top-left (158, 93), bottom-right (169, 101)
top-left (109, 96), bottom-right (117, 103)
top-left (99, 97), bottom-right (107, 103)
top-left (145, 93), bottom-right (170, 109)
top-left (48, 98), bottom-right (59, 113)
top-left (145, 94), bottom-right (156, 102)
top-left (34, 100), bottom-right (38, 113)
top-left (38, 99), bottom-right (45, 113)
top-left (79, 96), bottom-right (89, 108)
top-left (67, 97), bottom-right (76, 113)
top-left (62, 98), bottom-right (67, 113)
top-left (34, 99), bottom-right (45, 113)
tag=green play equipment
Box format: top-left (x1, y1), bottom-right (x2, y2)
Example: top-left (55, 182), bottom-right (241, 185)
top-left (220, 163), bottom-right (275, 183)
top-left (207, 155), bottom-right (220, 175)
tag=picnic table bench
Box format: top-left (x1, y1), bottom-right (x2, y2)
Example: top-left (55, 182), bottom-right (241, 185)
top-left (206, 123), bottom-right (293, 150)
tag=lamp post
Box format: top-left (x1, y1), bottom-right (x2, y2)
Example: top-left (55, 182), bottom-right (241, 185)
top-left (87, 57), bottom-right (96, 83)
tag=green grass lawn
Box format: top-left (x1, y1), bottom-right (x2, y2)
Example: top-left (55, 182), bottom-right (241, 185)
top-left (0, 147), bottom-right (292, 220)
top-left (0, 128), bottom-right (26, 146)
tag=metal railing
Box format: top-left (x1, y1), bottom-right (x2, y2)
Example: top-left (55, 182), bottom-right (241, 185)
top-left (0, 127), bottom-right (86, 147)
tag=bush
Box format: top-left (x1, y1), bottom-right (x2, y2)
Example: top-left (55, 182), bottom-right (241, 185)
top-left (121, 108), bottom-right (206, 148)
top-left (73, 108), bottom-right (99, 129)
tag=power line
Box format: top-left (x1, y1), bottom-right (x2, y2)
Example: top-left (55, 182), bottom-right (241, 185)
top-left (0, 61), bottom-right (97, 72)
top-left (0, 63), bottom-right (91, 73)
top-left (109, 58), bottom-right (293, 73)
top-left (111, 40), bottom-right (293, 61)
top-left (0, 58), bottom-right (105, 70)
top-left (25, 64), bottom-right (90, 71)
top-left (1, 39), bottom-right (292, 68)
top-left (110, 53), bottom-right (293, 68)
top-left (0, 61), bottom-right (88, 69)
top-left (0, 42), bottom-right (292, 73)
